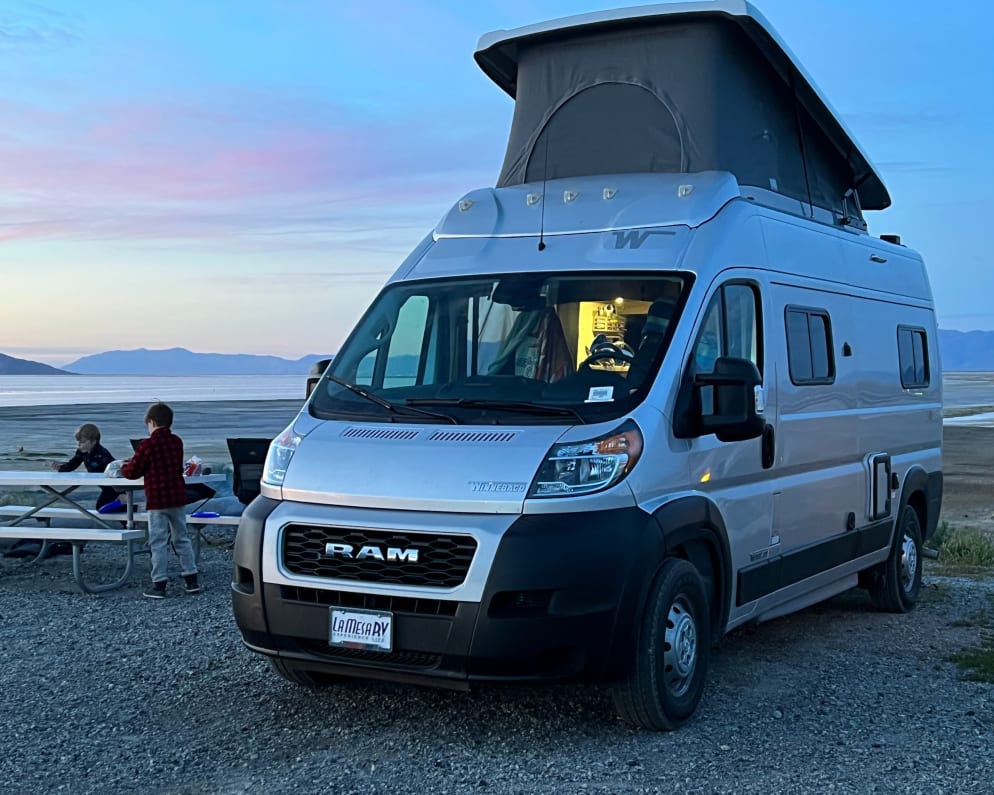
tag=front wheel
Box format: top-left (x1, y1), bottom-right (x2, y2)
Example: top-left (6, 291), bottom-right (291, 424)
top-left (868, 505), bottom-right (923, 613)
top-left (611, 558), bottom-right (711, 731)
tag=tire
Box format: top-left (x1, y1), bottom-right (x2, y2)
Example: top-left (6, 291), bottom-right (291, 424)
top-left (269, 658), bottom-right (336, 688)
top-left (611, 558), bottom-right (711, 731)
top-left (868, 505), bottom-right (923, 613)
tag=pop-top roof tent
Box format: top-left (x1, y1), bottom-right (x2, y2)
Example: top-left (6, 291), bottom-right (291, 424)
top-left (474, 0), bottom-right (889, 224)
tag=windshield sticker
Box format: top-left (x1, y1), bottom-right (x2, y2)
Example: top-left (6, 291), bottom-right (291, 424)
top-left (585, 386), bottom-right (615, 403)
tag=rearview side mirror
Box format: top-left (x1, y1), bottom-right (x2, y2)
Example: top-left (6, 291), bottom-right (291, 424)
top-left (695, 357), bottom-right (765, 442)
top-left (306, 358), bottom-right (332, 398)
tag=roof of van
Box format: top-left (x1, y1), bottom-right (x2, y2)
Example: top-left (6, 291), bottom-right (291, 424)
top-left (475, 0), bottom-right (890, 212)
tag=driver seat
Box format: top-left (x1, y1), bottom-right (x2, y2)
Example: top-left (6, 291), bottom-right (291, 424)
top-left (626, 299), bottom-right (675, 387)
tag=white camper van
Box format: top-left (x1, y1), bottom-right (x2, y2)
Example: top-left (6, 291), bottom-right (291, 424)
top-left (232, 1), bottom-right (942, 730)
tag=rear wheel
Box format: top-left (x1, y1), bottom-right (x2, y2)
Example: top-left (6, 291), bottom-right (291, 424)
top-left (269, 658), bottom-right (338, 688)
top-left (611, 558), bottom-right (710, 731)
top-left (868, 505), bottom-right (923, 613)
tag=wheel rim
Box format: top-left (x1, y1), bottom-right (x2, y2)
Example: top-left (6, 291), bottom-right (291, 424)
top-left (663, 595), bottom-right (698, 697)
top-left (900, 531), bottom-right (918, 594)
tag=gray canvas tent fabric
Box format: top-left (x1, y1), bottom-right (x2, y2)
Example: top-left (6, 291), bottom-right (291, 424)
top-left (479, 19), bottom-right (869, 220)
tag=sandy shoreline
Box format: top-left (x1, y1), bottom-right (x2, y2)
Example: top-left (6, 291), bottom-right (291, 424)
top-left (939, 424), bottom-right (994, 531)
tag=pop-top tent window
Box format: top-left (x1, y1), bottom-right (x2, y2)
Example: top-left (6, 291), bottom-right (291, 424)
top-left (525, 83), bottom-right (683, 182)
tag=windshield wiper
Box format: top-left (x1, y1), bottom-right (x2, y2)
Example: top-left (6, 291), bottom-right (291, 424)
top-left (325, 374), bottom-right (458, 424)
top-left (406, 397), bottom-right (584, 423)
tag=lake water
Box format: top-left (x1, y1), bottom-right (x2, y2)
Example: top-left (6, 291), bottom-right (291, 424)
top-left (0, 375), bottom-right (305, 407)
top-left (0, 371), bottom-right (992, 480)
top-left (0, 375), bottom-right (309, 486)
top-left (3, 372), bottom-right (990, 410)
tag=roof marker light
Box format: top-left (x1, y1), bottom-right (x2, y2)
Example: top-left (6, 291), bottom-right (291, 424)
top-left (526, 193), bottom-right (541, 206)
top-left (564, 190), bottom-right (578, 203)
top-left (458, 199), bottom-right (474, 212)
top-left (678, 184), bottom-right (694, 198)
top-left (603, 188), bottom-right (617, 200)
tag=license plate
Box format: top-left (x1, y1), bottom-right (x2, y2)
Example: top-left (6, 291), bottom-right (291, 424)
top-left (329, 608), bottom-right (393, 652)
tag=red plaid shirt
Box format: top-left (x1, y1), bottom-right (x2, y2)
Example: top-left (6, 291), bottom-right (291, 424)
top-left (121, 428), bottom-right (187, 510)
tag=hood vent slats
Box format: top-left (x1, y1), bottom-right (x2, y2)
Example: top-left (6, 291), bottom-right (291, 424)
top-left (342, 428), bottom-right (420, 441)
top-left (428, 430), bottom-right (517, 443)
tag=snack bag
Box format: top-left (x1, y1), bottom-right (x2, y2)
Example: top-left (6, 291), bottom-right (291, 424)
top-left (104, 460), bottom-right (126, 478)
top-left (184, 456), bottom-right (203, 477)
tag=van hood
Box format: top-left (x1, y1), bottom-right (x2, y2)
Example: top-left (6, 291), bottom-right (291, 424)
top-left (277, 420), bottom-right (571, 513)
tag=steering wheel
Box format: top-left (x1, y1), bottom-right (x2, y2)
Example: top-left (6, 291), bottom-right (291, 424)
top-left (579, 344), bottom-right (634, 371)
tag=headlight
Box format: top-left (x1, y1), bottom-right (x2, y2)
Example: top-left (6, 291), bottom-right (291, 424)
top-left (262, 425), bottom-right (303, 486)
top-left (529, 420), bottom-right (644, 498)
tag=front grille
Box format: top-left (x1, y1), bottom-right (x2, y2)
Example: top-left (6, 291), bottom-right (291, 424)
top-left (279, 586), bottom-right (458, 616)
top-left (281, 526), bottom-right (477, 587)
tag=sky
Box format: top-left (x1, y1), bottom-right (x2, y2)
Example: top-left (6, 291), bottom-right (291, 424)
top-left (1, 0), bottom-right (991, 367)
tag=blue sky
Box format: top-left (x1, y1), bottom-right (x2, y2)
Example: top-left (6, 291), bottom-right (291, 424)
top-left (1, 0), bottom-right (991, 366)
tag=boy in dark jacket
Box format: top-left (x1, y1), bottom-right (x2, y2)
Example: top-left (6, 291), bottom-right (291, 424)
top-left (3, 423), bottom-right (118, 559)
top-left (54, 422), bottom-right (120, 509)
top-left (122, 403), bottom-right (201, 599)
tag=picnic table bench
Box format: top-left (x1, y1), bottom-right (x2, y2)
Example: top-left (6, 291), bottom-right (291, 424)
top-left (0, 524), bottom-right (147, 594)
top-left (0, 471), bottom-right (231, 593)
top-left (0, 506), bottom-right (242, 593)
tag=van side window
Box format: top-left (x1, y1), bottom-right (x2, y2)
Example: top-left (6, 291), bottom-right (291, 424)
top-left (691, 283), bottom-right (762, 376)
top-left (897, 326), bottom-right (929, 388)
top-left (785, 307), bottom-right (834, 385)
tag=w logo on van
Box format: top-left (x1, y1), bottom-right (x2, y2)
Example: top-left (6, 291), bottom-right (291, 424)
top-left (611, 230), bottom-right (676, 249)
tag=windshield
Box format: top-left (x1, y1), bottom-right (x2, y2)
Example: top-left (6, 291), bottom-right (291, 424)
top-left (311, 272), bottom-right (690, 424)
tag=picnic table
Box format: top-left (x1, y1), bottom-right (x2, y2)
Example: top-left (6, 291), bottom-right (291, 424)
top-left (0, 470), bottom-right (227, 593)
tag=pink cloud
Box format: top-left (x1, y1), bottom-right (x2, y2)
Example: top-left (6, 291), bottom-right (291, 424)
top-left (0, 86), bottom-right (501, 246)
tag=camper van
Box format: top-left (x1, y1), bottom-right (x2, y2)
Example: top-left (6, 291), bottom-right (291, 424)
top-left (232, 1), bottom-right (942, 730)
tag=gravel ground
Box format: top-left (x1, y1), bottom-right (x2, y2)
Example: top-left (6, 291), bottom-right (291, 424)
top-left (1, 535), bottom-right (992, 795)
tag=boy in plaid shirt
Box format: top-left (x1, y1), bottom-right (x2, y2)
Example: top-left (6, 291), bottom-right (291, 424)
top-left (122, 402), bottom-right (201, 598)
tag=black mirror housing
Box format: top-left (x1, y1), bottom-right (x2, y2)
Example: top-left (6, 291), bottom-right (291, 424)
top-left (695, 357), bottom-right (765, 441)
top-left (306, 358), bottom-right (332, 398)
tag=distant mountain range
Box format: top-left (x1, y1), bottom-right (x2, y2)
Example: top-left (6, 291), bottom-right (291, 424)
top-left (1, 330), bottom-right (993, 374)
top-left (63, 348), bottom-right (331, 375)
top-left (0, 348), bottom-right (330, 375)
top-left (938, 330), bottom-right (994, 371)
top-left (0, 352), bottom-right (68, 375)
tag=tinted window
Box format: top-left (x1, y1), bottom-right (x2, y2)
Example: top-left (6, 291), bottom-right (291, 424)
top-left (786, 307), bottom-right (834, 384)
top-left (691, 283), bottom-right (762, 377)
top-left (898, 326), bottom-right (929, 388)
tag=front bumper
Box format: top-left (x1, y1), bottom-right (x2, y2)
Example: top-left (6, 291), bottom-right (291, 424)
top-left (232, 497), bottom-right (662, 685)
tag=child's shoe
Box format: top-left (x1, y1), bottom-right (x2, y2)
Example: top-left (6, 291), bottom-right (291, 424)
top-left (143, 581), bottom-right (167, 599)
top-left (183, 574), bottom-right (203, 594)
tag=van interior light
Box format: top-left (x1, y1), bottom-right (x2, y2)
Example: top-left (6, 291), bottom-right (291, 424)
top-left (614, 297), bottom-right (625, 306)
